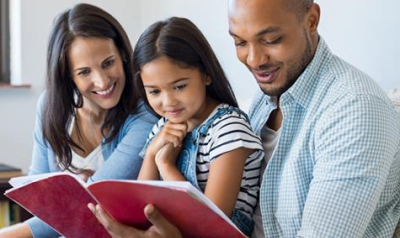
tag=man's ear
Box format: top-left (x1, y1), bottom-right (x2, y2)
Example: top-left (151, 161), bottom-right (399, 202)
top-left (306, 3), bottom-right (320, 35)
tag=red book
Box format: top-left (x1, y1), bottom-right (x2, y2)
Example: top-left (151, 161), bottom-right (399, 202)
top-left (5, 172), bottom-right (247, 238)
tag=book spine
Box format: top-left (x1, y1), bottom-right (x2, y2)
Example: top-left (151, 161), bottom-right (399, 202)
top-left (10, 202), bottom-right (21, 225)
top-left (0, 201), bottom-right (5, 228)
top-left (0, 201), bottom-right (11, 228)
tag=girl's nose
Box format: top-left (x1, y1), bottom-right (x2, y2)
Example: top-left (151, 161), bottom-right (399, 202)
top-left (163, 92), bottom-right (178, 106)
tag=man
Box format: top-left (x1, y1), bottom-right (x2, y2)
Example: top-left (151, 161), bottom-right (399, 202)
top-left (90, 0), bottom-right (400, 237)
top-left (228, 0), bottom-right (400, 237)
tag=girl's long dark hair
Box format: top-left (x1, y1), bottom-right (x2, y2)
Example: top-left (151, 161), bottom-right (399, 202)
top-left (133, 17), bottom-right (238, 116)
top-left (43, 3), bottom-right (138, 170)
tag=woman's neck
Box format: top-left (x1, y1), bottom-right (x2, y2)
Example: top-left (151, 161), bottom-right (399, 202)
top-left (71, 101), bottom-right (109, 158)
top-left (80, 98), bottom-right (108, 124)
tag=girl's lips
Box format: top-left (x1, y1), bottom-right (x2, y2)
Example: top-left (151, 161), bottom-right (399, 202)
top-left (253, 68), bottom-right (280, 84)
top-left (165, 108), bottom-right (183, 117)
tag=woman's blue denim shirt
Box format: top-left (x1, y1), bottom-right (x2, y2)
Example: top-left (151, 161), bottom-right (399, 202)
top-left (25, 92), bottom-right (158, 238)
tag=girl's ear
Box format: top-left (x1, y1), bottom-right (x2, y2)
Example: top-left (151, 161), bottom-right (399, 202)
top-left (205, 76), bottom-right (212, 86)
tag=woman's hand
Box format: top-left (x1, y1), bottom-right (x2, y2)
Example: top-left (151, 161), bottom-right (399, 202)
top-left (79, 169), bottom-right (95, 182)
top-left (88, 203), bottom-right (182, 238)
top-left (146, 121), bottom-right (188, 158)
top-left (0, 223), bottom-right (33, 238)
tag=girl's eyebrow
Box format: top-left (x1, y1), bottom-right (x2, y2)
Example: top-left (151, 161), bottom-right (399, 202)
top-left (170, 78), bottom-right (189, 84)
top-left (143, 78), bottom-right (189, 88)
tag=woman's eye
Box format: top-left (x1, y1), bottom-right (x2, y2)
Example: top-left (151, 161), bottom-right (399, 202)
top-left (77, 69), bottom-right (90, 76)
top-left (175, 84), bottom-right (186, 90)
top-left (103, 59), bottom-right (115, 68)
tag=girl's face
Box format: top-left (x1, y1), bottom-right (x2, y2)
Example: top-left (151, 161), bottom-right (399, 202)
top-left (141, 56), bottom-right (213, 124)
top-left (68, 37), bottom-right (126, 112)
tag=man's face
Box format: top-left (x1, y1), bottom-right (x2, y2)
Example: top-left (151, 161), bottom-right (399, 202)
top-left (228, 0), bottom-right (314, 97)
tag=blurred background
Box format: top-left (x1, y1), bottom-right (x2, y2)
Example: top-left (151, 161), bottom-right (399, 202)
top-left (0, 0), bottom-right (399, 172)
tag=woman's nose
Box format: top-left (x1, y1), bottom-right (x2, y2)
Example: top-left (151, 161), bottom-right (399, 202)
top-left (92, 71), bottom-right (110, 89)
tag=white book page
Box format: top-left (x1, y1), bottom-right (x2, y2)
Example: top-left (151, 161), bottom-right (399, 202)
top-left (8, 171), bottom-right (84, 189)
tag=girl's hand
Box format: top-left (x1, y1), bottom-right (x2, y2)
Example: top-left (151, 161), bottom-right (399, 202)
top-left (154, 143), bottom-right (186, 181)
top-left (139, 122), bottom-right (187, 181)
top-left (146, 121), bottom-right (187, 158)
top-left (88, 203), bottom-right (182, 238)
top-left (155, 143), bottom-right (181, 169)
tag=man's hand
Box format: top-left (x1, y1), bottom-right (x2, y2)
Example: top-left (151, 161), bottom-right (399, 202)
top-left (88, 203), bottom-right (182, 238)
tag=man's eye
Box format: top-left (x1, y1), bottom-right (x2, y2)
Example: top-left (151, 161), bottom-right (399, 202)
top-left (264, 37), bottom-right (283, 45)
top-left (235, 41), bottom-right (246, 47)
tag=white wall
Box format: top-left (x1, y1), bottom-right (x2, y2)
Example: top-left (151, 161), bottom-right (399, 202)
top-left (1, 0), bottom-right (399, 172)
top-left (318, 0), bottom-right (400, 90)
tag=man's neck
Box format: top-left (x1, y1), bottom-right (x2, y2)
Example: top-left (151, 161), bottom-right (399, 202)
top-left (267, 105), bottom-right (282, 131)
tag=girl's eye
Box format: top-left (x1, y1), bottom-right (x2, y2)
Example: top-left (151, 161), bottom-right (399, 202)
top-left (103, 59), bottom-right (115, 68)
top-left (174, 84), bottom-right (187, 90)
top-left (148, 89), bottom-right (161, 95)
top-left (77, 69), bottom-right (90, 76)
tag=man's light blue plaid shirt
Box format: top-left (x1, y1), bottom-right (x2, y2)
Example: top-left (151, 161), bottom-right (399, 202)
top-left (249, 38), bottom-right (400, 238)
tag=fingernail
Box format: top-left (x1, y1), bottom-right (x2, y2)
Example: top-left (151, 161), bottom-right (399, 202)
top-left (146, 204), bottom-right (155, 214)
top-left (87, 203), bottom-right (94, 211)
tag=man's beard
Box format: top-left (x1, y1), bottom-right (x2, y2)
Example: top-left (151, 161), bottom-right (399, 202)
top-left (261, 30), bottom-right (313, 97)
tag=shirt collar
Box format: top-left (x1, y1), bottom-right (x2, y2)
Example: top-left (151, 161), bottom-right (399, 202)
top-left (282, 37), bottom-right (333, 108)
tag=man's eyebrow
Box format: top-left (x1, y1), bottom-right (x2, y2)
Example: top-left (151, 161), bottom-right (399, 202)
top-left (255, 27), bottom-right (281, 37)
top-left (229, 27), bottom-right (281, 38)
top-left (228, 30), bottom-right (238, 37)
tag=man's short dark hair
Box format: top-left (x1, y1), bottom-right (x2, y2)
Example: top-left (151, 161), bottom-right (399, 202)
top-left (284, 0), bottom-right (314, 20)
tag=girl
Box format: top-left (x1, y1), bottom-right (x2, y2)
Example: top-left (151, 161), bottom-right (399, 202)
top-left (1, 4), bottom-right (157, 238)
top-left (134, 17), bottom-right (264, 236)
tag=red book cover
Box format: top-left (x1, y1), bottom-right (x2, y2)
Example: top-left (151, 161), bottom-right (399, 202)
top-left (5, 173), bottom-right (110, 238)
top-left (5, 173), bottom-right (247, 238)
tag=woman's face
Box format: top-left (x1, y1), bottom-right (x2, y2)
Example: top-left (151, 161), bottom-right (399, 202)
top-left (68, 37), bottom-right (126, 112)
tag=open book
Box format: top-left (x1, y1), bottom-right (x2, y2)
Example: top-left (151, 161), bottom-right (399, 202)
top-left (5, 172), bottom-right (246, 238)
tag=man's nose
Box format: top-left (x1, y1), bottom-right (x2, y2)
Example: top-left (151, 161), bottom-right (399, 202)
top-left (246, 45), bottom-right (269, 70)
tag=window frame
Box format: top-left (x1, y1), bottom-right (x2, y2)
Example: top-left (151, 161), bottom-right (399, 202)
top-left (0, 0), bottom-right (10, 84)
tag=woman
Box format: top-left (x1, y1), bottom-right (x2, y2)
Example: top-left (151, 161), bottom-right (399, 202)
top-left (1, 3), bottom-right (157, 238)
